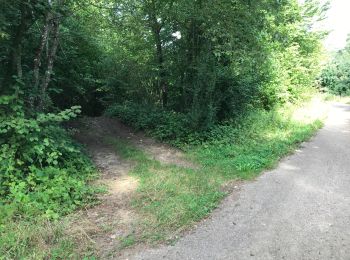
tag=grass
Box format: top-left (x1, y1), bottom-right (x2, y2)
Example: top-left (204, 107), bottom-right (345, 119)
top-left (0, 166), bottom-right (101, 259)
top-left (119, 234), bottom-right (136, 249)
top-left (0, 216), bottom-right (96, 260)
top-left (108, 137), bottom-right (223, 242)
top-left (0, 97), bottom-right (328, 258)
top-left (323, 93), bottom-right (350, 104)
top-left (107, 97), bottom-right (328, 245)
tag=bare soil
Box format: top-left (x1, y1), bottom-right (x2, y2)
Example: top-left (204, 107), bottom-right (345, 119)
top-left (66, 116), bottom-right (193, 258)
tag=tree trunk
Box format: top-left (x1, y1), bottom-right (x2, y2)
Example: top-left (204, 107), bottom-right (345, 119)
top-left (2, 1), bottom-right (33, 92)
top-left (33, 15), bottom-right (50, 93)
top-left (148, 0), bottom-right (167, 107)
top-left (39, 17), bottom-right (60, 110)
top-left (154, 26), bottom-right (167, 107)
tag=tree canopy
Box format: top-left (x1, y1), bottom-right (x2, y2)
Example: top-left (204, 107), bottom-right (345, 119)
top-left (320, 35), bottom-right (350, 95)
top-left (1, 0), bottom-right (327, 120)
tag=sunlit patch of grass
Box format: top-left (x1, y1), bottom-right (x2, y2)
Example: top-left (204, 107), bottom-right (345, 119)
top-left (108, 138), bottom-right (225, 242)
top-left (291, 95), bottom-right (329, 124)
top-left (323, 93), bottom-right (350, 103)
top-left (191, 102), bottom-right (325, 180)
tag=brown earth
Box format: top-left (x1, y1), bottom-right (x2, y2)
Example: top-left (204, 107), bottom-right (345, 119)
top-left (66, 116), bottom-right (193, 258)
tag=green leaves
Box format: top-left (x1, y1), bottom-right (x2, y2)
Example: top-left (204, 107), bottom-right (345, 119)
top-left (0, 94), bottom-right (97, 219)
top-left (320, 38), bottom-right (350, 96)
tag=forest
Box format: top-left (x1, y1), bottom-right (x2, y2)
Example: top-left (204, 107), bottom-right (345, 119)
top-left (0, 0), bottom-right (343, 259)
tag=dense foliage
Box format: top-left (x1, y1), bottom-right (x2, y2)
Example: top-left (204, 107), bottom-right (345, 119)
top-left (0, 0), bottom-right (327, 216)
top-left (0, 0), bottom-right (329, 258)
top-left (1, 0), bottom-right (326, 116)
top-left (0, 91), bottom-right (97, 220)
top-left (320, 36), bottom-right (350, 95)
top-left (103, 0), bottom-right (327, 130)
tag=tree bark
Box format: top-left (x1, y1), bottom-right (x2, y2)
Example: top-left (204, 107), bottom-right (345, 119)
top-left (33, 15), bottom-right (51, 92)
top-left (154, 26), bottom-right (168, 107)
top-left (148, 0), bottom-right (167, 107)
top-left (39, 17), bottom-right (60, 110)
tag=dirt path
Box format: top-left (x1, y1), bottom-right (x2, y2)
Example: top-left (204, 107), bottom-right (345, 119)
top-left (130, 104), bottom-right (350, 260)
top-left (74, 117), bottom-right (193, 168)
top-left (68, 117), bottom-right (192, 258)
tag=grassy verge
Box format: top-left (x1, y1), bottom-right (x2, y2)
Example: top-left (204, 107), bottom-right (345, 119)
top-left (108, 138), bottom-right (224, 243)
top-left (0, 217), bottom-right (96, 260)
top-left (0, 97), bottom-right (328, 258)
top-left (108, 97), bottom-right (328, 245)
top-left (0, 163), bottom-right (100, 259)
top-left (0, 197), bottom-right (100, 260)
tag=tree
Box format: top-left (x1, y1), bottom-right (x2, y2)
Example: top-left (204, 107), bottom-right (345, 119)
top-left (0, 0), bottom-right (327, 121)
top-left (320, 35), bottom-right (350, 95)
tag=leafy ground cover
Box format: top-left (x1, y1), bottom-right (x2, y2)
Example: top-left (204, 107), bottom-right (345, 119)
top-left (0, 95), bottom-right (100, 259)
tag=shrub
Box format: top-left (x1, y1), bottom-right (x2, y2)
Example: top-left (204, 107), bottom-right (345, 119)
top-left (106, 102), bottom-right (199, 145)
top-left (106, 102), bottom-right (255, 147)
top-left (0, 93), bottom-right (97, 219)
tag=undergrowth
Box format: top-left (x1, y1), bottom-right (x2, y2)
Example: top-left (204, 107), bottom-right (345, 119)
top-left (1, 94), bottom-right (327, 258)
top-left (0, 93), bottom-right (99, 259)
top-left (105, 102), bottom-right (208, 146)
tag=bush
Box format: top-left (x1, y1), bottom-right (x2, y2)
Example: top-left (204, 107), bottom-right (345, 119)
top-left (106, 102), bottom-right (201, 145)
top-left (320, 41), bottom-right (350, 96)
top-left (105, 102), bottom-right (264, 147)
top-left (0, 93), bottom-right (97, 220)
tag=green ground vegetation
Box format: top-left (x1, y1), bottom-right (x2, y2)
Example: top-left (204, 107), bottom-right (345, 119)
top-left (107, 99), bottom-right (325, 245)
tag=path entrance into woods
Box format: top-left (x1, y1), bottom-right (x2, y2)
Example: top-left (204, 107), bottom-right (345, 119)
top-left (71, 117), bottom-right (194, 258)
top-left (72, 103), bottom-right (350, 260)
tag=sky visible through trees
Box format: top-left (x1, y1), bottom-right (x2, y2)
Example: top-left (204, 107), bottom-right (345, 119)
top-left (322, 0), bottom-right (350, 50)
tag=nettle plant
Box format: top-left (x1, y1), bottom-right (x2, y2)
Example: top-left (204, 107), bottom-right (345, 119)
top-left (0, 94), bottom-right (97, 219)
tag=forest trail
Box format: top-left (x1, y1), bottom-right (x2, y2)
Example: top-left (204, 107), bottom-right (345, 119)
top-left (73, 117), bottom-right (193, 168)
top-left (69, 117), bottom-right (193, 257)
top-left (130, 103), bottom-right (350, 260)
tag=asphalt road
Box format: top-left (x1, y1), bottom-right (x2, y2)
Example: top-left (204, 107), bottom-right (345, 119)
top-left (132, 103), bottom-right (350, 260)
